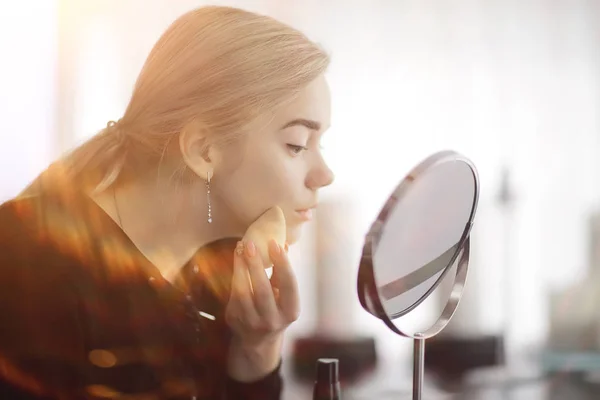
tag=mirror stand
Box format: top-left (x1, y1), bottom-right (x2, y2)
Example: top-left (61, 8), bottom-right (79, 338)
top-left (412, 334), bottom-right (426, 400)
top-left (357, 151), bottom-right (479, 400)
top-left (390, 239), bottom-right (472, 400)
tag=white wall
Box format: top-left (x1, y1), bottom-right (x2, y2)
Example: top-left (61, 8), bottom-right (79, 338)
top-left (0, 1), bottom-right (59, 201)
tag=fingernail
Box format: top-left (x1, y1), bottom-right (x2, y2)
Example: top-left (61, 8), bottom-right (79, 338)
top-left (235, 241), bottom-right (244, 256)
top-left (246, 240), bottom-right (256, 258)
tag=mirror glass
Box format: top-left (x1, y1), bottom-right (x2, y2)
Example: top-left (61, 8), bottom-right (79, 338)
top-left (371, 157), bottom-right (477, 334)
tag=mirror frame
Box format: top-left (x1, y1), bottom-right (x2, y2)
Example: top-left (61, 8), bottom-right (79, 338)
top-left (357, 150), bottom-right (479, 339)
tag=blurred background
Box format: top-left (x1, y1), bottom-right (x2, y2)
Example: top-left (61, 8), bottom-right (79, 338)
top-left (3, 0), bottom-right (600, 398)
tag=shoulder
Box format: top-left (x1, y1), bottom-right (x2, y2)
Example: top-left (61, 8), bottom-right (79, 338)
top-left (0, 192), bottom-right (79, 255)
top-left (0, 194), bottom-right (41, 234)
top-left (0, 194), bottom-right (75, 286)
top-left (0, 189), bottom-right (113, 287)
top-left (0, 195), bottom-right (51, 262)
top-left (0, 194), bottom-right (85, 331)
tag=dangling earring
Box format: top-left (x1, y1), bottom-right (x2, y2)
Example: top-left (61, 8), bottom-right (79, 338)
top-left (206, 171), bottom-right (213, 224)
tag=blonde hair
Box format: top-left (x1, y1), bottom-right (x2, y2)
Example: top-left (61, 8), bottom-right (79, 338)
top-left (22, 6), bottom-right (329, 196)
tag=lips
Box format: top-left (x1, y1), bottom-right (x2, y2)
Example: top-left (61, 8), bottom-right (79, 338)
top-left (295, 205), bottom-right (317, 221)
top-left (295, 209), bottom-right (313, 221)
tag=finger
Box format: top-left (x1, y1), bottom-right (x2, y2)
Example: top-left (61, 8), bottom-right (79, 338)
top-left (244, 240), bottom-right (278, 317)
top-left (268, 240), bottom-right (300, 320)
top-left (230, 242), bottom-right (260, 322)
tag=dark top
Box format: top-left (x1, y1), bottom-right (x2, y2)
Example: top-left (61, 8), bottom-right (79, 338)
top-left (0, 185), bottom-right (282, 399)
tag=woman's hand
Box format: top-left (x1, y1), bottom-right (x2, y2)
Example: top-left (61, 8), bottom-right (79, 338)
top-left (224, 239), bottom-right (299, 382)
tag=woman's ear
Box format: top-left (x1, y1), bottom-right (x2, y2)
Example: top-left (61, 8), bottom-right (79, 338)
top-left (179, 119), bottom-right (219, 179)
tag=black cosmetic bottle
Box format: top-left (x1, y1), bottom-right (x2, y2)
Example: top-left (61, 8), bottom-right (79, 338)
top-left (312, 358), bottom-right (341, 400)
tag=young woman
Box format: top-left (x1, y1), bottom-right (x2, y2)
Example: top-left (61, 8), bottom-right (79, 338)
top-left (0, 6), bottom-right (334, 400)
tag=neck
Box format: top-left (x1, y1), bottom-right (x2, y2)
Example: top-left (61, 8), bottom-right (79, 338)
top-left (92, 172), bottom-right (243, 281)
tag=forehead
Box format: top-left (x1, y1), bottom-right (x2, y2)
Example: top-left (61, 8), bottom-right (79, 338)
top-left (270, 74), bottom-right (331, 131)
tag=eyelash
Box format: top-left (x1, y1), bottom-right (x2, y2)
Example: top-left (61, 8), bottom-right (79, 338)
top-left (287, 144), bottom-right (308, 155)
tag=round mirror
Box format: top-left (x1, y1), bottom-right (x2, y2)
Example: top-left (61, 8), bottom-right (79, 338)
top-left (356, 150), bottom-right (479, 399)
top-left (358, 150), bottom-right (479, 338)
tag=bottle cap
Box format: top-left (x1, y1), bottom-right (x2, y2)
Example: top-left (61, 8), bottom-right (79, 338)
top-left (316, 358), bottom-right (339, 384)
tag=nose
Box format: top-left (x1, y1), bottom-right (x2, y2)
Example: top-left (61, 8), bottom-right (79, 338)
top-left (306, 155), bottom-right (335, 191)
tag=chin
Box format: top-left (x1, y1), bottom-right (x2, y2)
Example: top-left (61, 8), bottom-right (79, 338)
top-left (285, 225), bottom-right (303, 245)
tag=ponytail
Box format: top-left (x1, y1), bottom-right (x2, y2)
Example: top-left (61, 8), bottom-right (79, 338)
top-left (19, 120), bottom-right (129, 198)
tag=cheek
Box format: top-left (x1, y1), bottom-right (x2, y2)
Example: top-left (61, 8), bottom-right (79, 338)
top-left (218, 155), bottom-right (301, 224)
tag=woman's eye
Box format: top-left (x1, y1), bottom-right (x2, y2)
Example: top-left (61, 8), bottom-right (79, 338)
top-left (287, 144), bottom-right (308, 155)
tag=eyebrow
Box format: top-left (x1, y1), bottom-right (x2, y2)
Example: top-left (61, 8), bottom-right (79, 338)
top-left (281, 118), bottom-right (321, 131)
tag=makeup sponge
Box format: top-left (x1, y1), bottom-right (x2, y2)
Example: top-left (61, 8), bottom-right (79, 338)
top-left (243, 206), bottom-right (287, 268)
